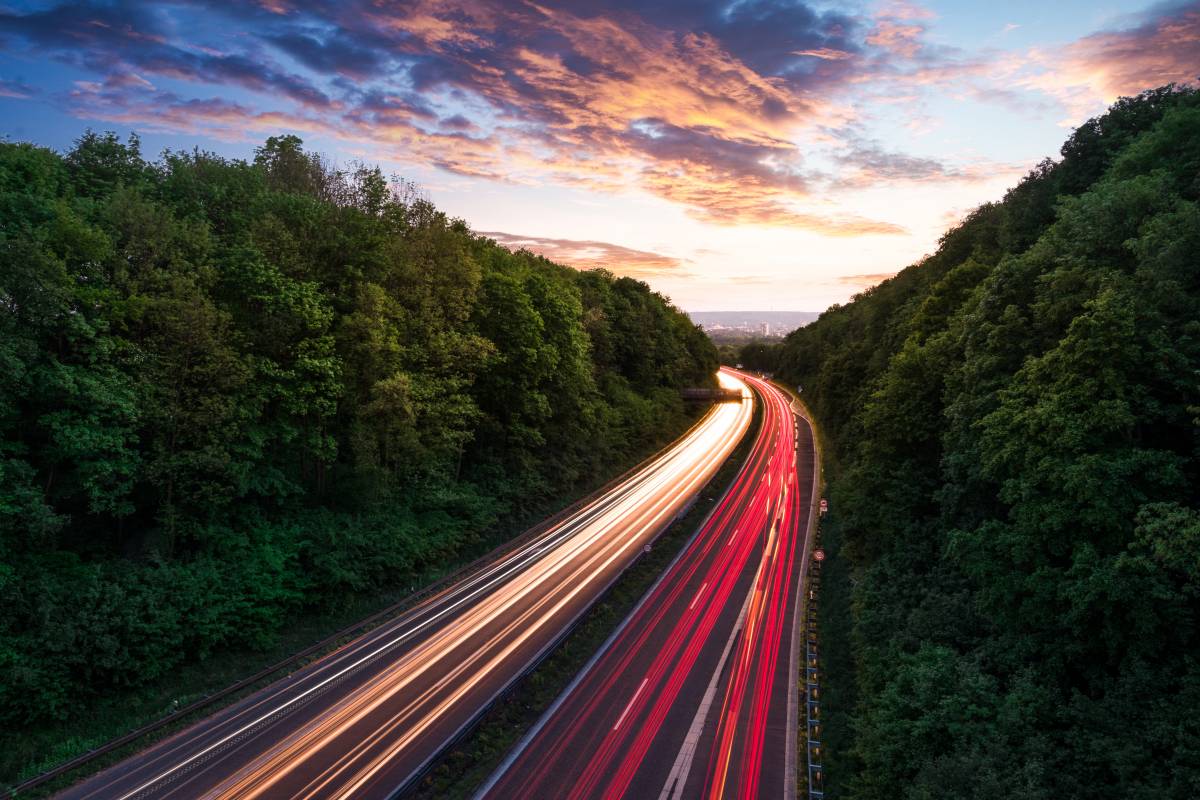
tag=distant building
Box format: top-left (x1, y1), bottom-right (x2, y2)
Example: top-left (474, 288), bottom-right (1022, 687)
top-left (760, 322), bottom-right (770, 336)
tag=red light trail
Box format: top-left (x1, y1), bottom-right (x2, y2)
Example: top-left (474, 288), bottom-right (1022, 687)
top-left (481, 369), bottom-right (819, 799)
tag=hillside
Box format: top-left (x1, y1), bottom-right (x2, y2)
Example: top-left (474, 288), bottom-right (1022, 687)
top-left (756, 85), bottom-right (1200, 797)
top-left (0, 132), bottom-right (717, 743)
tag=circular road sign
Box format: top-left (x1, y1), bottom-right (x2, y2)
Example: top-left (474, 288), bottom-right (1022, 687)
top-left (813, 548), bottom-right (826, 562)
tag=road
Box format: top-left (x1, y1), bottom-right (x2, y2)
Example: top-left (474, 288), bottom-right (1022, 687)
top-left (57, 372), bottom-right (753, 800)
top-left (478, 371), bottom-right (818, 800)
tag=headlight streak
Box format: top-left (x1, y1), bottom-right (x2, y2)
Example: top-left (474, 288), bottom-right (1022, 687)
top-left (78, 425), bottom-right (711, 800)
top-left (480, 370), bottom-right (816, 800)
top-left (64, 372), bottom-right (752, 800)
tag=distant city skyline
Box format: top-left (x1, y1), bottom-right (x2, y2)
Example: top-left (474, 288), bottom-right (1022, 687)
top-left (688, 311), bottom-right (821, 337)
top-left (1, 1), bottom-right (1196, 310)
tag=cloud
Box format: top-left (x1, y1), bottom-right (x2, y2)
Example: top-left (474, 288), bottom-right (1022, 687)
top-left (66, 88), bottom-right (324, 141)
top-left (478, 231), bottom-right (687, 279)
top-left (0, 78), bottom-right (35, 98)
top-left (0, 1), bottom-right (334, 110)
top-left (543, 0), bottom-right (864, 86)
top-left (264, 29), bottom-right (389, 80)
top-left (826, 135), bottom-right (1022, 188)
top-left (866, 19), bottom-right (926, 60)
top-left (832, 1), bottom-right (1012, 131)
top-left (793, 48), bottom-right (853, 60)
top-left (1020, 2), bottom-right (1200, 119)
top-left (438, 113), bottom-right (476, 131)
top-left (834, 272), bottom-right (897, 289)
top-left (13, 0), bottom-right (1157, 239)
top-left (0, 0), bottom-right (916, 235)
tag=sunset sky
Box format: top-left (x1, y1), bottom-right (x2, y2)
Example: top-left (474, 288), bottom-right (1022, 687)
top-left (1, 0), bottom-right (1197, 311)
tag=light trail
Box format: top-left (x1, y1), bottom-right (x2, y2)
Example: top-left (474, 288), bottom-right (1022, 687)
top-left (59, 373), bottom-right (752, 800)
top-left (481, 369), bottom-right (818, 800)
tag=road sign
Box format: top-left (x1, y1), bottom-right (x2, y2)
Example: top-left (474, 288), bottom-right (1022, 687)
top-left (813, 549), bottom-right (825, 562)
top-left (643, 543), bottom-right (652, 554)
top-left (819, 498), bottom-right (828, 515)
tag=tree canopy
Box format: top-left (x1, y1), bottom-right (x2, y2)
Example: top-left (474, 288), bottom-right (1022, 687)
top-left (757, 85), bottom-right (1200, 798)
top-left (0, 132), bottom-right (717, 730)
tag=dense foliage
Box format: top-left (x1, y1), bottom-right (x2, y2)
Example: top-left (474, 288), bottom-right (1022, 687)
top-left (763, 86), bottom-right (1200, 797)
top-left (0, 132), bottom-right (716, 727)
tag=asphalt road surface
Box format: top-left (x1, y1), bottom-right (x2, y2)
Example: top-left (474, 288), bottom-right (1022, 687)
top-left (479, 371), bottom-right (818, 800)
top-left (58, 372), bottom-right (753, 800)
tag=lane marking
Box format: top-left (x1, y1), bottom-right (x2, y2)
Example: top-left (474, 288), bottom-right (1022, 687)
top-left (657, 585), bottom-right (755, 800)
top-left (688, 582), bottom-right (709, 611)
top-left (613, 678), bottom-right (649, 732)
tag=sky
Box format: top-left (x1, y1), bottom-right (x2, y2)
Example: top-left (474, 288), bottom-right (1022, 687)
top-left (0, 1), bottom-right (1197, 311)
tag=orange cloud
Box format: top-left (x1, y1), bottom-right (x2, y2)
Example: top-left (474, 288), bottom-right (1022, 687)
top-left (5, 0), bottom-right (923, 236)
top-left (834, 272), bottom-right (897, 289)
top-left (353, 1), bottom-right (888, 232)
top-left (478, 231), bottom-right (687, 279)
top-left (1021, 4), bottom-right (1200, 119)
top-left (867, 20), bottom-right (925, 59)
top-left (792, 48), bottom-right (853, 60)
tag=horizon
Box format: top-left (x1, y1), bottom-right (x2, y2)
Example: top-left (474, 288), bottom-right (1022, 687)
top-left (1, 0), bottom-right (1197, 311)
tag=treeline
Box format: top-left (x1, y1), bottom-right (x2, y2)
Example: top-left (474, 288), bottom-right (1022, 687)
top-left (753, 86), bottom-right (1200, 797)
top-left (0, 132), bottom-right (716, 727)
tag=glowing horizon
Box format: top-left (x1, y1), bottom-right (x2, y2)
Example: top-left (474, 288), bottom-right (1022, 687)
top-left (1, 0), bottom-right (1196, 311)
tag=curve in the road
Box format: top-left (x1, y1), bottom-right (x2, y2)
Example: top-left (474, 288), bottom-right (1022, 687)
top-left (58, 373), bottom-right (753, 800)
top-left (479, 370), bottom-right (818, 800)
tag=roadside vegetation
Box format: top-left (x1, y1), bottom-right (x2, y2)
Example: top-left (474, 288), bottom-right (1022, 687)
top-left (742, 85), bottom-right (1200, 798)
top-left (0, 132), bottom-right (717, 783)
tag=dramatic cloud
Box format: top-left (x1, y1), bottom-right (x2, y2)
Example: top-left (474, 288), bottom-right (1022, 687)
top-left (0, 0), bottom-right (908, 234)
top-left (479, 231), bottom-right (687, 279)
top-left (0, 0), bottom-right (1192, 254)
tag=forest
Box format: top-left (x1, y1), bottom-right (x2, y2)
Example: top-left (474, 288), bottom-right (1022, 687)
top-left (743, 84), bottom-right (1200, 797)
top-left (0, 132), bottom-right (717, 732)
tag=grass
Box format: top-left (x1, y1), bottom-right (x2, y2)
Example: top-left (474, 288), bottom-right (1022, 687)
top-left (2, 407), bottom-right (710, 798)
top-left (407, 399), bottom-right (763, 799)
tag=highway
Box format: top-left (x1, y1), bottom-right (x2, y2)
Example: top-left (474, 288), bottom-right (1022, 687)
top-left (57, 372), bottom-right (753, 800)
top-left (479, 371), bottom-right (818, 800)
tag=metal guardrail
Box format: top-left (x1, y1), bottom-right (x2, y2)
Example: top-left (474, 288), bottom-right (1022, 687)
top-left (680, 387), bottom-right (744, 402)
top-left (766, 375), bottom-right (823, 800)
top-left (805, 538), bottom-right (825, 799)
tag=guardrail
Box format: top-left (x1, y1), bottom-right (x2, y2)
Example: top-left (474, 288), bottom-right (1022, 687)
top-left (680, 387), bottom-right (744, 402)
top-left (805, 529), bottom-right (825, 800)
